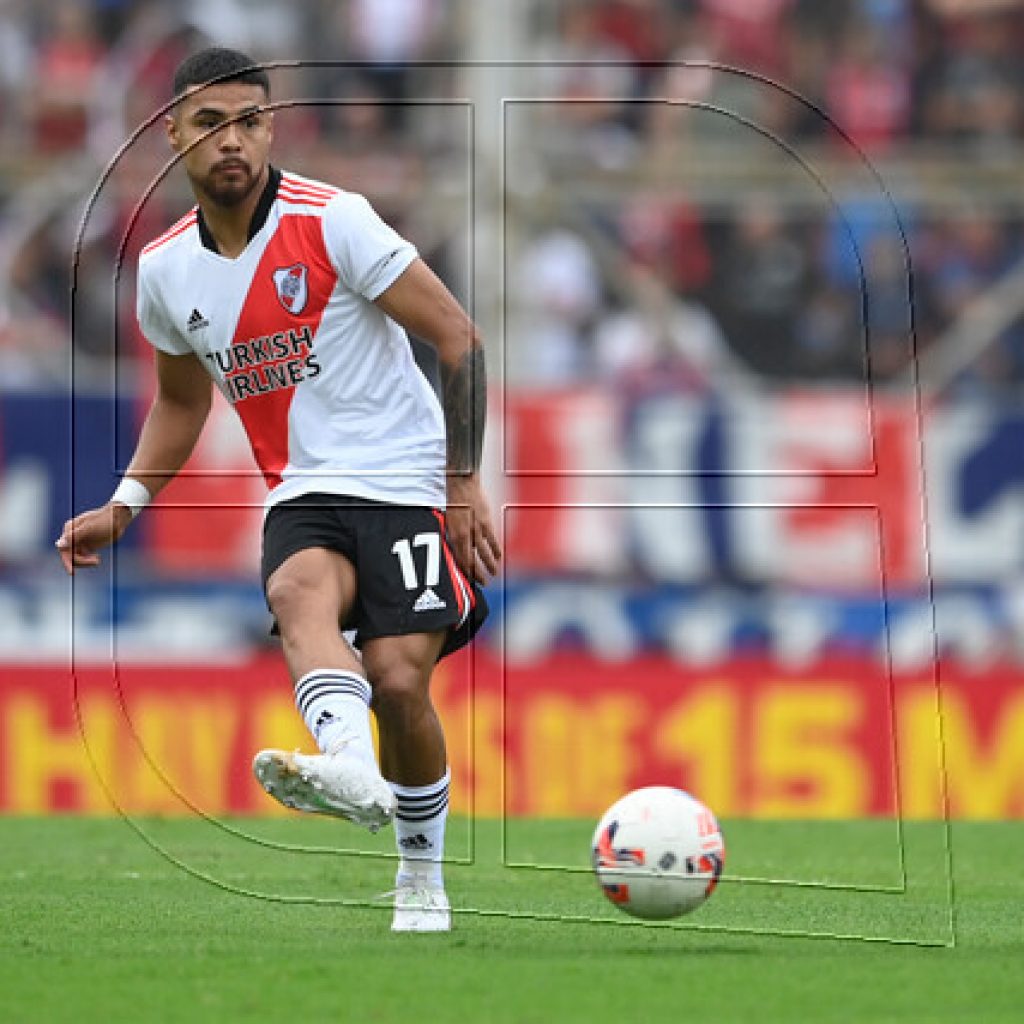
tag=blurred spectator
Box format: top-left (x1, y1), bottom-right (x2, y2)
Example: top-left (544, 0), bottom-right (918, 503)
top-left (860, 233), bottom-right (929, 381)
top-left (509, 229), bottom-right (603, 387)
top-left (860, 0), bottom-right (914, 55)
top-left (591, 0), bottom-right (671, 64)
top-left (698, 0), bottom-right (796, 77)
top-left (92, 0), bottom-right (135, 46)
top-left (315, 73), bottom-right (424, 195)
top-left (929, 209), bottom-right (1024, 388)
top-left (618, 196), bottom-right (712, 297)
top-left (825, 16), bottom-right (911, 152)
top-left (589, 0), bottom-right (674, 95)
top-left (932, 210), bottom-right (1019, 314)
top-left (592, 264), bottom-right (745, 393)
top-left (650, 20), bottom-right (771, 148)
top-left (0, 1), bottom-right (32, 145)
top-left (782, 12), bottom-right (832, 140)
top-left (793, 283), bottom-right (862, 379)
top-left (112, 16), bottom-right (206, 152)
top-left (533, 2), bottom-right (639, 171)
top-left (708, 199), bottom-right (812, 377)
top-left (27, 0), bottom-right (106, 153)
top-left (917, 10), bottom-right (1023, 154)
top-left (335, 0), bottom-right (443, 130)
top-left (822, 196), bottom-right (900, 293)
top-left (345, 0), bottom-right (442, 63)
top-left (184, 0), bottom-right (301, 58)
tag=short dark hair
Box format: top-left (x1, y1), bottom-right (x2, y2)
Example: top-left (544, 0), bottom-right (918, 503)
top-left (172, 46), bottom-right (270, 102)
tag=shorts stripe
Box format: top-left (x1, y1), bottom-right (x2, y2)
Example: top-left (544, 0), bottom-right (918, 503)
top-left (452, 572), bottom-right (472, 628)
top-left (433, 510), bottom-right (472, 625)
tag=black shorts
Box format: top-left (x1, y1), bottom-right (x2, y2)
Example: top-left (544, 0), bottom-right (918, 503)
top-left (261, 493), bottom-right (488, 660)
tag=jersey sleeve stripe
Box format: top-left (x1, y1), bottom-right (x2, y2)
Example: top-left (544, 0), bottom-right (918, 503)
top-left (279, 183), bottom-right (336, 200)
top-left (142, 211), bottom-right (197, 247)
top-left (151, 210), bottom-right (197, 240)
top-left (278, 191), bottom-right (334, 208)
top-left (280, 178), bottom-right (336, 192)
top-left (279, 179), bottom-right (339, 200)
top-left (280, 173), bottom-right (337, 191)
top-left (278, 195), bottom-right (330, 210)
top-left (141, 212), bottom-right (197, 255)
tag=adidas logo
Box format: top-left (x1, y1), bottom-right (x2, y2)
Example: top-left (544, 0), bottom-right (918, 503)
top-left (399, 833), bottom-right (432, 851)
top-left (412, 588), bottom-right (447, 612)
top-left (187, 308), bottom-right (209, 331)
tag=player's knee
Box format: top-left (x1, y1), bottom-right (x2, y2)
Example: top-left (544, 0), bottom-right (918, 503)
top-left (265, 573), bottom-right (319, 633)
top-left (369, 662), bottom-right (430, 722)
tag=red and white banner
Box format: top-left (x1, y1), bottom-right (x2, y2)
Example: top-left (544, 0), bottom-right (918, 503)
top-left (500, 389), bottom-right (1024, 588)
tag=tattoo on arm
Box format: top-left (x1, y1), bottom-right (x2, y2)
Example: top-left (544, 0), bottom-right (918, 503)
top-left (441, 345), bottom-right (486, 473)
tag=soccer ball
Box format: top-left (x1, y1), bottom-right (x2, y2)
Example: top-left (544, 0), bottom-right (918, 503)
top-left (591, 786), bottom-right (726, 920)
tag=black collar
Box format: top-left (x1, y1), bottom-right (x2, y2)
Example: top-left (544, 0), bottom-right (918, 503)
top-left (196, 165), bottom-right (281, 254)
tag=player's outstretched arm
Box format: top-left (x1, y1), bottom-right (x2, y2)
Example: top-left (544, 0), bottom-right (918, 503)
top-left (374, 258), bottom-right (502, 584)
top-left (55, 350), bottom-right (212, 574)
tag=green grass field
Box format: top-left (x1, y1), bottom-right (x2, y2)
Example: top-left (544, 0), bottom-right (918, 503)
top-left (1, 815), bottom-right (1020, 1023)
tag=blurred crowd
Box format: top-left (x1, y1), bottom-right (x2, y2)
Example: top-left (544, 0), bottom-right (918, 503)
top-left (0, 0), bottom-right (466, 385)
top-left (1, 0), bottom-right (1023, 393)
top-left (529, 0), bottom-right (1024, 155)
top-left (512, 0), bottom-right (1024, 393)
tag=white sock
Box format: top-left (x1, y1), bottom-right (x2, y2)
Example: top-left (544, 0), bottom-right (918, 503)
top-left (294, 670), bottom-right (377, 767)
top-left (391, 768), bottom-right (450, 890)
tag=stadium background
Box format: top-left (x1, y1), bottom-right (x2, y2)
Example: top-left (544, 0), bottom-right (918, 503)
top-left (1, 0), bottom-right (1022, 824)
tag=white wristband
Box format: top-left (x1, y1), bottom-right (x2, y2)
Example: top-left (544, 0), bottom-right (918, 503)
top-left (110, 478), bottom-right (152, 519)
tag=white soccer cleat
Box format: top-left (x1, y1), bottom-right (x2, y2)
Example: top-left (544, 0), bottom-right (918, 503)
top-left (253, 749), bottom-right (394, 832)
top-left (391, 884), bottom-right (451, 933)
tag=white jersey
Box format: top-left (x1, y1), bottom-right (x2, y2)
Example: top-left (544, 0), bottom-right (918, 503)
top-left (136, 168), bottom-right (446, 509)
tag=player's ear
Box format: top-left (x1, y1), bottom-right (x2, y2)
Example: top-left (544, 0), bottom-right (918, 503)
top-left (165, 112), bottom-right (181, 153)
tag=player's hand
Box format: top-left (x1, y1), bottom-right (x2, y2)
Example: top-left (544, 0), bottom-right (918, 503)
top-left (54, 503), bottom-right (133, 574)
top-left (445, 473), bottom-right (502, 585)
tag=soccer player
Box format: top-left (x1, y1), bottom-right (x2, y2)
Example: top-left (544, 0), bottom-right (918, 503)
top-left (55, 47), bottom-right (501, 933)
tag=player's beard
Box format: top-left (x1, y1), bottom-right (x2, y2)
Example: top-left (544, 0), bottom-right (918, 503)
top-left (198, 160), bottom-right (260, 207)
